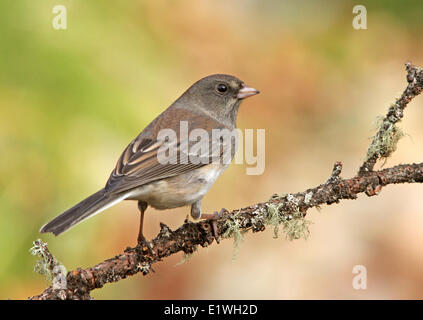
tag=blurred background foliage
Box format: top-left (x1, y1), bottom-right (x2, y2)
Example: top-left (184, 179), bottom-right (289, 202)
top-left (1, 0), bottom-right (423, 299)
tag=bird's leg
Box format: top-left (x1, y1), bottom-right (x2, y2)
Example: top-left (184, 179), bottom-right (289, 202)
top-left (137, 201), bottom-right (154, 254)
top-left (191, 201), bottom-right (227, 243)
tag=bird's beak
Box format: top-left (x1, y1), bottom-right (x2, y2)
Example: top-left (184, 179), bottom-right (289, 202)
top-left (237, 85), bottom-right (260, 99)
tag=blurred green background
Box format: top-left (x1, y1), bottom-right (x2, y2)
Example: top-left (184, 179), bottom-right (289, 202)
top-left (1, 0), bottom-right (423, 299)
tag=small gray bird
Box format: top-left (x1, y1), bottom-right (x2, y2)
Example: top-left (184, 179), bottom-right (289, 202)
top-left (40, 74), bottom-right (259, 246)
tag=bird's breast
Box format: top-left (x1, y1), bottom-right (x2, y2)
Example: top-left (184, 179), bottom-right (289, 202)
top-left (127, 163), bottom-right (228, 210)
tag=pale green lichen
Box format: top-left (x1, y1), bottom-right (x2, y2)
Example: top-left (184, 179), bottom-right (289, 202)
top-left (29, 239), bottom-right (66, 282)
top-left (265, 202), bottom-right (284, 238)
top-left (222, 194), bottom-right (313, 258)
top-left (367, 116), bottom-right (405, 164)
top-left (222, 211), bottom-right (247, 260)
top-left (263, 197), bottom-right (312, 241)
top-left (281, 213), bottom-right (312, 241)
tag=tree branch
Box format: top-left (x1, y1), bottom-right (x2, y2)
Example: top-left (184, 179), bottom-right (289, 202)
top-left (29, 63), bottom-right (423, 300)
top-left (359, 62), bottom-right (423, 174)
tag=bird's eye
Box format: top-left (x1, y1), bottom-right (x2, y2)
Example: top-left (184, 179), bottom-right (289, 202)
top-left (216, 83), bottom-right (228, 93)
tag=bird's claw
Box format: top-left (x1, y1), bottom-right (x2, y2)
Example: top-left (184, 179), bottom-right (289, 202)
top-left (137, 236), bottom-right (155, 255)
top-left (204, 208), bottom-right (228, 244)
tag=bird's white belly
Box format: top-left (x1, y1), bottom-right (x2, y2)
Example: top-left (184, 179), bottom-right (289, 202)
top-left (126, 163), bottom-right (227, 209)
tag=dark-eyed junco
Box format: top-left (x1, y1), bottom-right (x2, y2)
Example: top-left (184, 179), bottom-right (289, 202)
top-left (40, 74), bottom-right (259, 245)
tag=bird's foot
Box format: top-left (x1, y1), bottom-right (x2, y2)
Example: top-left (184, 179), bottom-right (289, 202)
top-left (137, 235), bottom-right (155, 255)
top-left (201, 208), bottom-right (228, 244)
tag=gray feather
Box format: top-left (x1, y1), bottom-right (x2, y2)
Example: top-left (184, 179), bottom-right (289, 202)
top-left (40, 188), bottom-right (121, 236)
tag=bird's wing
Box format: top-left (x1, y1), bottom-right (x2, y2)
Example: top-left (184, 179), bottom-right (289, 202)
top-left (105, 107), bottom-right (228, 194)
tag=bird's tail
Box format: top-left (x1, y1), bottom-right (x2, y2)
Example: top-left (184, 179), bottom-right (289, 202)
top-left (40, 188), bottom-right (128, 236)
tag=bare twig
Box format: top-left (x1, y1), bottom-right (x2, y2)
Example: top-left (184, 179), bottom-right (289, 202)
top-left (29, 63), bottom-right (423, 300)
